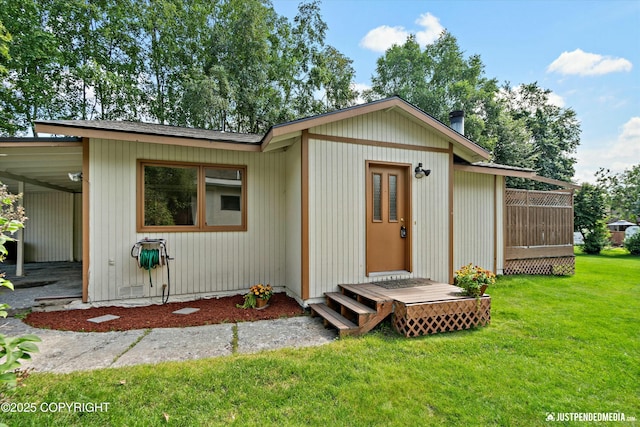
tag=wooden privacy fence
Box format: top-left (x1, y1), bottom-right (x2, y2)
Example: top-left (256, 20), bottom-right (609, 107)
top-left (504, 189), bottom-right (575, 275)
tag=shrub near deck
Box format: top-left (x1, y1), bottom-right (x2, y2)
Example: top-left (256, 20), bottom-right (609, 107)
top-left (1, 250), bottom-right (638, 426)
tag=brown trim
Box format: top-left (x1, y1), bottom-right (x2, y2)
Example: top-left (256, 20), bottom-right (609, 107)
top-left (365, 163), bottom-right (372, 275)
top-left (454, 164), bottom-right (535, 178)
top-left (506, 245), bottom-right (574, 260)
top-left (307, 132), bottom-right (450, 154)
top-left (503, 178), bottom-right (507, 273)
top-left (82, 138), bottom-right (89, 303)
top-left (262, 97), bottom-right (491, 161)
top-left (448, 143), bottom-right (454, 284)
top-left (137, 160), bottom-right (248, 232)
top-left (493, 175), bottom-right (498, 275)
top-left (453, 164), bottom-right (581, 189)
top-left (35, 124), bottom-right (261, 152)
top-left (301, 131), bottom-right (310, 300)
top-left (406, 164), bottom-right (413, 273)
top-left (365, 161), bottom-right (413, 275)
top-left (268, 101), bottom-right (400, 142)
top-left (0, 141), bottom-right (82, 148)
top-left (528, 175), bottom-right (582, 190)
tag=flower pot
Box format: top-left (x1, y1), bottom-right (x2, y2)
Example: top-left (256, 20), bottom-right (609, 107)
top-left (255, 298), bottom-right (269, 309)
top-left (479, 285), bottom-right (488, 296)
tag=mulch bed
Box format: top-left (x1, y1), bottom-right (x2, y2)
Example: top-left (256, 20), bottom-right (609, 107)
top-left (24, 293), bottom-right (305, 332)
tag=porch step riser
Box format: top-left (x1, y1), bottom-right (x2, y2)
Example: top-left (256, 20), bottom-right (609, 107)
top-left (310, 285), bottom-right (394, 337)
top-left (325, 292), bottom-right (376, 327)
top-left (309, 303), bottom-right (358, 337)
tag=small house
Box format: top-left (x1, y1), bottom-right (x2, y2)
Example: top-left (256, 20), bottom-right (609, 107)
top-left (1, 97), bottom-right (578, 309)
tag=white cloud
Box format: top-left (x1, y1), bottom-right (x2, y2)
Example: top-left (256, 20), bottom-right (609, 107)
top-left (620, 117), bottom-right (640, 140)
top-left (547, 49), bottom-right (632, 76)
top-left (360, 12), bottom-right (445, 53)
top-left (350, 82), bottom-right (372, 105)
top-left (414, 13), bottom-right (445, 46)
top-left (360, 25), bottom-right (409, 53)
top-left (546, 92), bottom-right (565, 108)
top-left (575, 117), bottom-right (640, 183)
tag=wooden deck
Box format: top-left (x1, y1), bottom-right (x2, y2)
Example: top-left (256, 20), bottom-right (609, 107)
top-left (310, 278), bottom-right (491, 337)
top-left (352, 280), bottom-right (491, 337)
top-left (353, 280), bottom-right (470, 304)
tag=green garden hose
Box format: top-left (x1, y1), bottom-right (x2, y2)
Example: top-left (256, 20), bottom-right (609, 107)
top-left (138, 247), bottom-right (161, 287)
top-left (131, 239), bottom-right (172, 304)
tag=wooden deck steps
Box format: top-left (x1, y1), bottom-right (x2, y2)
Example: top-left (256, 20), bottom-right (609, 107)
top-left (310, 279), bottom-right (492, 337)
top-left (308, 303), bottom-right (358, 336)
top-left (310, 284), bottom-right (394, 337)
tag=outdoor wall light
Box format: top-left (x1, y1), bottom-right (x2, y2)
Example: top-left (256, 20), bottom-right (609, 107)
top-left (414, 163), bottom-right (431, 179)
top-left (68, 172), bottom-right (83, 182)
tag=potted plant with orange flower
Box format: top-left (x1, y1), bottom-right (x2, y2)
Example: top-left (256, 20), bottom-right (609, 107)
top-left (237, 283), bottom-right (273, 309)
top-left (454, 264), bottom-right (495, 298)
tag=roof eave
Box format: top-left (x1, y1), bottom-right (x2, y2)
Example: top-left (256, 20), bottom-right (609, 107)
top-left (35, 122), bottom-right (262, 152)
top-left (454, 163), bottom-right (581, 189)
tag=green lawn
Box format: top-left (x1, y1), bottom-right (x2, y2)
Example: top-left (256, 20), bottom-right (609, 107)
top-left (2, 250), bottom-right (639, 426)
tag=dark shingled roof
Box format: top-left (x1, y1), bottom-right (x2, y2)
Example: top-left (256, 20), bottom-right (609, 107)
top-left (35, 120), bottom-right (263, 145)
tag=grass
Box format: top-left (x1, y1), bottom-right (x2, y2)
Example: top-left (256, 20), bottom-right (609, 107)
top-left (1, 250), bottom-right (639, 426)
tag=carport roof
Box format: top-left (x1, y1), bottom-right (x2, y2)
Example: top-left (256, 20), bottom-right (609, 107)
top-left (0, 139), bottom-right (83, 193)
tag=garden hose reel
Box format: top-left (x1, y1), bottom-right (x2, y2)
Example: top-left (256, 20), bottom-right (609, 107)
top-left (130, 238), bottom-right (173, 304)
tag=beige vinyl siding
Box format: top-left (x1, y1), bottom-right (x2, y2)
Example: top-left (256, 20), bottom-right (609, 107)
top-left (311, 109), bottom-right (449, 150)
top-left (23, 192), bottom-right (74, 262)
top-left (495, 176), bottom-right (505, 274)
top-left (284, 140), bottom-right (302, 300)
top-left (453, 170), bottom-right (496, 272)
top-left (307, 138), bottom-right (450, 299)
top-left (88, 138), bottom-right (286, 303)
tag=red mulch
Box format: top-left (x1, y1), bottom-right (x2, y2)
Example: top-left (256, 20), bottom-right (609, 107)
top-left (24, 293), bottom-right (305, 332)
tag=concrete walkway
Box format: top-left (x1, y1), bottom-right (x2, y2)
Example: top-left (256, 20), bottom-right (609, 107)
top-left (0, 262), bottom-right (338, 374)
top-left (0, 316), bottom-right (338, 374)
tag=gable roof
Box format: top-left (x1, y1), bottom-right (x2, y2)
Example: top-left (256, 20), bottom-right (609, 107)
top-left (34, 97), bottom-right (491, 161)
top-left (261, 96), bottom-right (491, 162)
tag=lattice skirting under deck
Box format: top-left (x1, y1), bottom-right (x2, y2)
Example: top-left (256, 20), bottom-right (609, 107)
top-left (392, 297), bottom-right (491, 337)
top-left (504, 256), bottom-right (575, 276)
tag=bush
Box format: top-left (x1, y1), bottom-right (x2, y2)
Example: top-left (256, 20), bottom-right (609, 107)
top-left (624, 232), bottom-right (640, 255)
top-left (582, 221), bottom-right (610, 254)
top-left (0, 183), bottom-right (40, 391)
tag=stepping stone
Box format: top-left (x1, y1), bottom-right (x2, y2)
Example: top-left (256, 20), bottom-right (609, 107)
top-left (87, 314), bottom-right (120, 324)
top-left (172, 307), bottom-right (200, 315)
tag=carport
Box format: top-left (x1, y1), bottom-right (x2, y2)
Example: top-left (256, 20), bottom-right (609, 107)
top-left (0, 137), bottom-right (85, 300)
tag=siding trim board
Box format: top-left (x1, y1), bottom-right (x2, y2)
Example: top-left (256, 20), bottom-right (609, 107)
top-left (448, 143), bottom-right (454, 284)
top-left (493, 175), bottom-right (498, 274)
top-left (307, 133), bottom-right (450, 154)
top-left (301, 131), bottom-right (310, 300)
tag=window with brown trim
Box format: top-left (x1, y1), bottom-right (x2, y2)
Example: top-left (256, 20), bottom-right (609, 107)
top-left (138, 160), bottom-right (247, 232)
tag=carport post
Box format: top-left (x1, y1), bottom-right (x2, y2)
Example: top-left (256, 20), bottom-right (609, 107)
top-left (16, 181), bottom-right (24, 277)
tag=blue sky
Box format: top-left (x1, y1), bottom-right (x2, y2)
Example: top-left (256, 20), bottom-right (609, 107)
top-left (272, 0), bottom-right (640, 184)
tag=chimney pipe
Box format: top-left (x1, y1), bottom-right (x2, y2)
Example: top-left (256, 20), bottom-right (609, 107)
top-left (449, 110), bottom-right (464, 135)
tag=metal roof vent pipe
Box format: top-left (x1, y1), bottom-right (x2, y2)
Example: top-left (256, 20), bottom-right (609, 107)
top-left (449, 110), bottom-right (465, 135)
